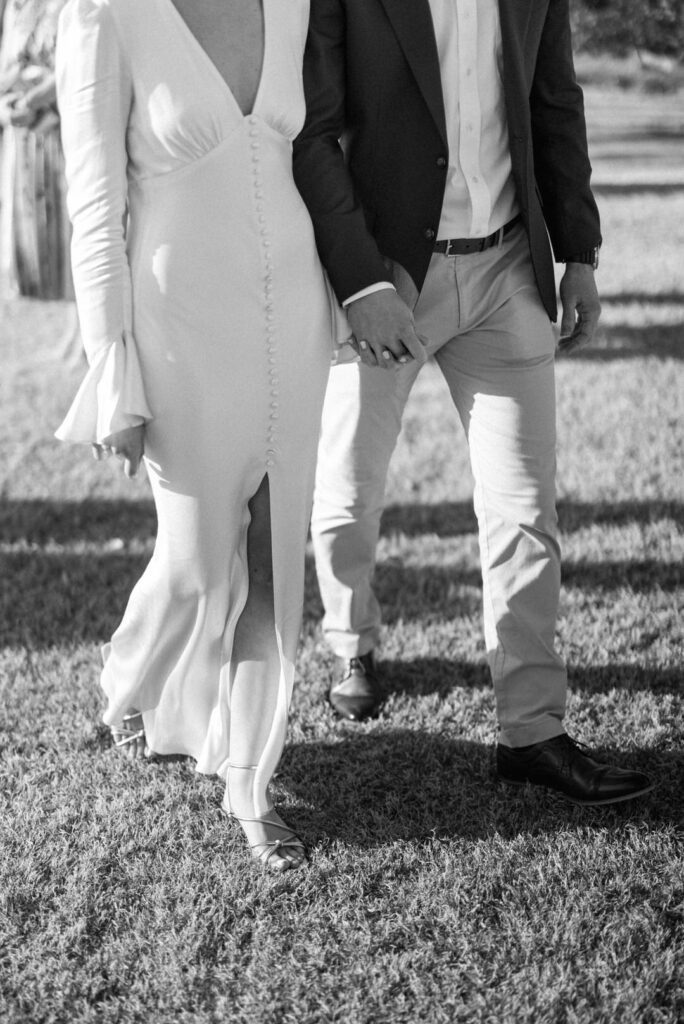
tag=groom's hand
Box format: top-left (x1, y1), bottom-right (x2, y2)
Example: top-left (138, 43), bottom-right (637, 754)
top-left (557, 263), bottom-right (601, 354)
top-left (346, 289), bottom-right (427, 370)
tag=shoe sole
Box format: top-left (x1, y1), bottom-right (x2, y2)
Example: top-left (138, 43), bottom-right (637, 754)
top-left (499, 777), bottom-right (655, 806)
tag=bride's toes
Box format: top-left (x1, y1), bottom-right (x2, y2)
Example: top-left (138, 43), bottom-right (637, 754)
top-left (110, 710), bottom-right (147, 759)
top-left (227, 806), bottom-right (307, 872)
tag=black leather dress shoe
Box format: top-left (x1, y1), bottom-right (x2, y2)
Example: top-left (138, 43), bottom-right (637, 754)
top-left (328, 652), bottom-right (383, 721)
top-left (497, 734), bottom-right (653, 806)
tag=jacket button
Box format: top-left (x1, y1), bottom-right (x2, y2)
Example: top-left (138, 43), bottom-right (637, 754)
top-left (424, 228), bottom-right (435, 240)
top-left (436, 156), bottom-right (447, 168)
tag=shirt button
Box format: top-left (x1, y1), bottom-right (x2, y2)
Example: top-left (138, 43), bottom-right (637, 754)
top-left (423, 228), bottom-right (435, 241)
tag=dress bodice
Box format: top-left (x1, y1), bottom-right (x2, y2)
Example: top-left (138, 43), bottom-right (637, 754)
top-left (58, 0), bottom-right (310, 182)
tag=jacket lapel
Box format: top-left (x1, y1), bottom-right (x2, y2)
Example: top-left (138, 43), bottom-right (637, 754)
top-left (377, 0), bottom-right (447, 146)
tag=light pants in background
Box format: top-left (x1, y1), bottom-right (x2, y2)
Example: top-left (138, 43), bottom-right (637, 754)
top-left (312, 224), bottom-right (568, 748)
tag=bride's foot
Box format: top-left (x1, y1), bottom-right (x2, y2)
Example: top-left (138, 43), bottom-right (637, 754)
top-left (224, 764), bottom-right (306, 872)
top-left (110, 709), bottom-right (147, 759)
top-left (227, 805), bottom-right (307, 872)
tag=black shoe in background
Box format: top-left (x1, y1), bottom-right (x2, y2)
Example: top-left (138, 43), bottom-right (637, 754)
top-left (328, 652), bottom-right (384, 721)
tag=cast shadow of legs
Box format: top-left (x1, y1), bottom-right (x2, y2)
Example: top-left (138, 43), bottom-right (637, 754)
top-left (279, 730), bottom-right (670, 848)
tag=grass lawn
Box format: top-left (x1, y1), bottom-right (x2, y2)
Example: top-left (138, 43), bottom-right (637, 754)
top-left (1, 84), bottom-right (683, 1023)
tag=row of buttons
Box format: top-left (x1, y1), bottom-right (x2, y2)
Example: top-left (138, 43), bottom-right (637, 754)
top-left (249, 116), bottom-right (278, 470)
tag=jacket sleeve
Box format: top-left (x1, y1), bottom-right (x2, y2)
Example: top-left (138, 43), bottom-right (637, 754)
top-left (529, 0), bottom-right (601, 260)
top-left (54, 0), bottom-right (151, 445)
top-left (292, 0), bottom-right (390, 303)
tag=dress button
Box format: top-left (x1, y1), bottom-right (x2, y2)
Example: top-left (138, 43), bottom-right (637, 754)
top-left (436, 156), bottom-right (447, 168)
top-left (424, 228), bottom-right (435, 240)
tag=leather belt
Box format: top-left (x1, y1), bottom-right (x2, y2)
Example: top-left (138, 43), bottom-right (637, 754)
top-left (434, 214), bottom-right (522, 256)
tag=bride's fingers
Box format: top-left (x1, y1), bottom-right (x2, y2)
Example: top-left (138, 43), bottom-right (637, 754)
top-left (92, 444), bottom-right (112, 460)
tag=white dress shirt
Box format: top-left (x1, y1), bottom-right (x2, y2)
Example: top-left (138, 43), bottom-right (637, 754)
top-left (345, 0), bottom-right (519, 305)
top-left (431, 0), bottom-right (518, 239)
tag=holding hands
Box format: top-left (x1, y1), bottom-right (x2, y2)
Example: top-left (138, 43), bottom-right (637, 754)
top-left (92, 425), bottom-right (145, 479)
top-left (346, 289), bottom-right (428, 370)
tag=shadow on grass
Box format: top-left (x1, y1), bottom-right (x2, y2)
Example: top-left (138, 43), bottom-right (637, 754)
top-left (0, 497), bottom-right (157, 545)
top-left (562, 559), bottom-right (683, 592)
top-left (600, 291), bottom-right (684, 306)
top-left (281, 729), bottom-right (680, 845)
top-left (366, 656), bottom-right (682, 699)
top-left (380, 498), bottom-right (682, 538)
top-left (0, 549), bottom-right (149, 646)
top-left (561, 323), bottom-right (684, 360)
top-left (1, 495), bottom-right (681, 646)
top-left (4, 495), bottom-right (678, 546)
top-left (5, 548), bottom-right (678, 648)
top-left (592, 183), bottom-right (684, 196)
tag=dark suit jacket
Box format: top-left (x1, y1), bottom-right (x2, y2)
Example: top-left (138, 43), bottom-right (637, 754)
top-left (292, 0), bottom-right (602, 321)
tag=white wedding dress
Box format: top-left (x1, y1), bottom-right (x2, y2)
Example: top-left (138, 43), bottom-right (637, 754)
top-left (56, 0), bottom-right (344, 802)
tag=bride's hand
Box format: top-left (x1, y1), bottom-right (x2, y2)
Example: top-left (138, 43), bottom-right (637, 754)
top-left (92, 425), bottom-right (145, 478)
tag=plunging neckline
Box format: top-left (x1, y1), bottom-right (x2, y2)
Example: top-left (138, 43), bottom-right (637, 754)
top-left (162, 0), bottom-right (268, 119)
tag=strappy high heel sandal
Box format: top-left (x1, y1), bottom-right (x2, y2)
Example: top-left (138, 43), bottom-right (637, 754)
top-left (224, 764), bottom-right (307, 873)
top-left (109, 710), bottom-right (147, 759)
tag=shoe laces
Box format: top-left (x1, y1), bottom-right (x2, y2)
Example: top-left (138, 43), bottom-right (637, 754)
top-left (555, 734), bottom-right (592, 775)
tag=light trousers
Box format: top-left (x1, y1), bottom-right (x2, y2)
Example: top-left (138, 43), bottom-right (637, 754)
top-left (312, 224), bottom-right (567, 747)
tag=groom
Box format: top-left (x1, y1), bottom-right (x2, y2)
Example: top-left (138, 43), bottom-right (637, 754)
top-left (293, 0), bottom-right (652, 805)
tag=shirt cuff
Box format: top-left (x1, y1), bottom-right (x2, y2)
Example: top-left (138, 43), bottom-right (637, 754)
top-left (342, 281), bottom-right (396, 307)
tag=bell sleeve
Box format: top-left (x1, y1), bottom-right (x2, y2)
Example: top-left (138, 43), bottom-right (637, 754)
top-left (54, 0), bottom-right (152, 445)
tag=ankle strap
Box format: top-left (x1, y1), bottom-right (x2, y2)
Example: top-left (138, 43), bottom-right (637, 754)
top-left (227, 762), bottom-right (259, 770)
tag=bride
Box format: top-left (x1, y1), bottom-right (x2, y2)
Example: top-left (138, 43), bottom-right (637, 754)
top-left (55, 0), bottom-right (346, 871)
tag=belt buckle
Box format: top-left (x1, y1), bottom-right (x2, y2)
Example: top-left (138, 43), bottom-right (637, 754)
top-left (444, 238), bottom-right (456, 257)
